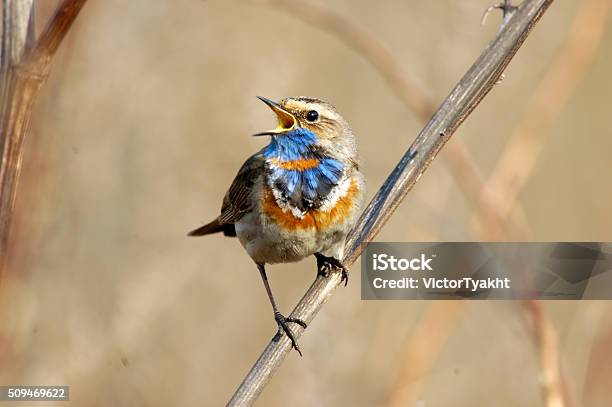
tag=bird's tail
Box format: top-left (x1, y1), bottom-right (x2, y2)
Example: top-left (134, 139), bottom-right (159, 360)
top-left (187, 218), bottom-right (236, 237)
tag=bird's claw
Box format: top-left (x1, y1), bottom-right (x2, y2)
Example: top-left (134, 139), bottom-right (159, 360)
top-left (340, 267), bottom-right (349, 286)
top-left (481, 0), bottom-right (518, 26)
top-left (315, 253), bottom-right (349, 287)
top-left (274, 311), bottom-right (307, 356)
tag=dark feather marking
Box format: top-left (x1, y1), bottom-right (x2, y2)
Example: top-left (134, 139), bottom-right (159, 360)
top-left (189, 151), bottom-right (264, 237)
top-left (218, 151), bottom-right (264, 224)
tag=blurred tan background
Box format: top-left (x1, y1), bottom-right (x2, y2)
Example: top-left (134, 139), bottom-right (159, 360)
top-left (1, 0), bottom-right (612, 406)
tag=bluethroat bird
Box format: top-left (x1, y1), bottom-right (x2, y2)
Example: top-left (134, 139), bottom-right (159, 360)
top-left (188, 96), bottom-right (366, 355)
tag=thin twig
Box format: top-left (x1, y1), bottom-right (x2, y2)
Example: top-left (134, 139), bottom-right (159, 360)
top-left (523, 300), bottom-right (575, 407)
top-left (228, 1), bottom-right (553, 405)
top-left (469, 0), bottom-right (612, 238)
top-left (0, 0), bottom-right (88, 274)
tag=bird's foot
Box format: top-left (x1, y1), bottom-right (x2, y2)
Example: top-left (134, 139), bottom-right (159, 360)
top-left (315, 253), bottom-right (349, 287)
top-left (274, 311), bottom-right (307, 356)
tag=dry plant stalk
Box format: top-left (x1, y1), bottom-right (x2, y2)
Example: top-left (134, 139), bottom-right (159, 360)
top-left (0, 0), bottom-right (88, 273)
top-left (229, 1), bottom-right (553, 405)
top-left (523, 300), bottom-right (575, 407)
top-left (469, 0), bottom-right (612, 238)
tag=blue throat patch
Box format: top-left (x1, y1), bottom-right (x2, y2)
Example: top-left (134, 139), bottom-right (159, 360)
top-left (263, 128), bottom-right (345, 211)
top-left (263, 127), bottom-right (318, 161)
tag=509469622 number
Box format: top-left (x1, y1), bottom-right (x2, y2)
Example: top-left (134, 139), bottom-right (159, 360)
top-left (1, 386), bottom-right (69, 401)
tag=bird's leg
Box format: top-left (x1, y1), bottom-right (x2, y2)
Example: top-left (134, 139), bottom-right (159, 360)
top-left (314, 252), bottom-right (349, 287)
top-left (256, 263), bottom-right (307, 356)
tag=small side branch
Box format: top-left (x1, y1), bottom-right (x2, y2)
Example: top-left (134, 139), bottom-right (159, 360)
top-left (228, 0), bottom-right (554, 405)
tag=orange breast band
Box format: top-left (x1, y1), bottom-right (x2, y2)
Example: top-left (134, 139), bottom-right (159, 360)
top-left (269, 157), bottom-right (320, 171)
top-left (263, 180), bottom-right (360, 231)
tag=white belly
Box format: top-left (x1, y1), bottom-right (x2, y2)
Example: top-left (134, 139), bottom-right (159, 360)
top-left (235, 211), bottom-right (346, 265)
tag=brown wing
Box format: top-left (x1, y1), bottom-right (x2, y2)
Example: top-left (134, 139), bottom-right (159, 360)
top-left (218, 150), bottom-right (264, 224)
top-left (188, 151), bottom-right (264, 237)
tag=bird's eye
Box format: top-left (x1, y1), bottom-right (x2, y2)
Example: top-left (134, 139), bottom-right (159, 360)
top-left (305, 110), bottom-right (319, 122)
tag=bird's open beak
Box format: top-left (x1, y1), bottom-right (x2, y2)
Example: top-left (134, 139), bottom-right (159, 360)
top-left (253, 96), bottom-right (299, 136)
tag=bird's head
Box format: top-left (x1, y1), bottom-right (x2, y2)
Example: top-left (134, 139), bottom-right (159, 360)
top-left (254, 96), bottom-right (357, 163)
